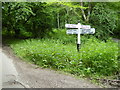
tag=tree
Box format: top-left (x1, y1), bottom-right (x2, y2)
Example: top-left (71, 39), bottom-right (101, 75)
top-left (2, 2), bottom-right (34, 37)
top-left (2, 2), bottom-right (54, 38)
top-left (90, 3), bottom-right (117, 40)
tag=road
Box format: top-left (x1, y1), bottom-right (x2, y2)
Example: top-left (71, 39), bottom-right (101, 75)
top-left (1, 47), bottom-right (27, 88)
top-left (1, 46), bottom-right (100, 88)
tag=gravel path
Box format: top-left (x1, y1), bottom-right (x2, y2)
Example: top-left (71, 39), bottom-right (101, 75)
top-left (2, 46), bottom-right (100, 88)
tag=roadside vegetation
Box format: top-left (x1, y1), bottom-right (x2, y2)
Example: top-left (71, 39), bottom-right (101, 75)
top-left (4, 30), bottom-right (119, 79)
top-left (2, 2), bottom-right (120, 87)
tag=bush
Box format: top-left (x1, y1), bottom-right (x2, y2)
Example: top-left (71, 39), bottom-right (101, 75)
top-left (47, 29), bottom-right (76, 44)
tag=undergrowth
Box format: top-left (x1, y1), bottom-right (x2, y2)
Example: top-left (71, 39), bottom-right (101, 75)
top-left (9, 30), bottom-right (119, 78)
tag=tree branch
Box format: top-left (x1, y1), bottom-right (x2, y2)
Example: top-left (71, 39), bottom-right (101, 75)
top-left (80, 0), bottom-right (87, 21)
top-left (86, 0), bottom-right (91, 22)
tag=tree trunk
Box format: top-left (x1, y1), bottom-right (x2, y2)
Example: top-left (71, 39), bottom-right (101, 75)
top-left (86, 0), bottom-right (91, 22)
top-left (80, 0), bottom-right (91, 23)
top-left (80, 0), bottom-right (87, 22)
top-left (66, 8), bottom-right (69, 24)
top-left (57, 13), bottom-right (60, 29)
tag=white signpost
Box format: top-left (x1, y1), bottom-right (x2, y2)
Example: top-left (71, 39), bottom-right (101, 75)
top-left (65, 23), bottom-right (95, 52)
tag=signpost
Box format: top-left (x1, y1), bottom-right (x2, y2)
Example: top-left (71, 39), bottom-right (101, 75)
top-left (66, 28), bottom-right (95, 34)
top-left (65, 22), bottom-right (95, 52)
top-left (65, 24), bottom-right (91, 29)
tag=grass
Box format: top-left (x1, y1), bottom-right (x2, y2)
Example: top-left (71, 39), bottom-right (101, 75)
top-left (8, 32), bottom-right (119, 78)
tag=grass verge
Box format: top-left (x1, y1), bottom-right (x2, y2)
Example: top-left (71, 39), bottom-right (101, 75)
top-left (8, 36), bottom-right (119, 79)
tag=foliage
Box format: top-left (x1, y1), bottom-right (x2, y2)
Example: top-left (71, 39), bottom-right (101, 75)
top-left (47, 29), bottom-right (91, 45)
top-left (2, 2), bottom-right (34, 37)
top-left (47, 29), bottom-right (76, 44)
top-left (2, 2), bottom-right (120, 84)
top-left (9, 31), bottom-right (119, 77)
top-left (2, 2), bottom-right (53, 38)
top-left (90, 3), bottom-right (118, 40)
top-left (2, 2), bottom-right (120, 39)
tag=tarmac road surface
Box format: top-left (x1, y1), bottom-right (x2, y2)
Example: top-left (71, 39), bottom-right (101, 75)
top-left (1, 48), bottom-right (26, 88)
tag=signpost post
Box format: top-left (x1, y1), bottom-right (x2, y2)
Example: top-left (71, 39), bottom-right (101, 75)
top-left (77, 23), bottom-right (81, 52)
top-left (65, 22), bottom-right (95, 52)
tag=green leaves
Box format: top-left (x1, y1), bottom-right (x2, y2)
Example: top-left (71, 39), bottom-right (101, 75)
top-left (2, 2), bottom-right (53, 38)
top-left (58, 2), bottom-right (88, 9)
top-left (10, 35), bottom-right (119, 77)
top-left (90, 3), bottom-right (117, 40)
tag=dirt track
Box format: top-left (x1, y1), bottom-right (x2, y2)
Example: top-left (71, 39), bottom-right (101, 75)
top-left (2, 46), bottom-right (101, 88)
